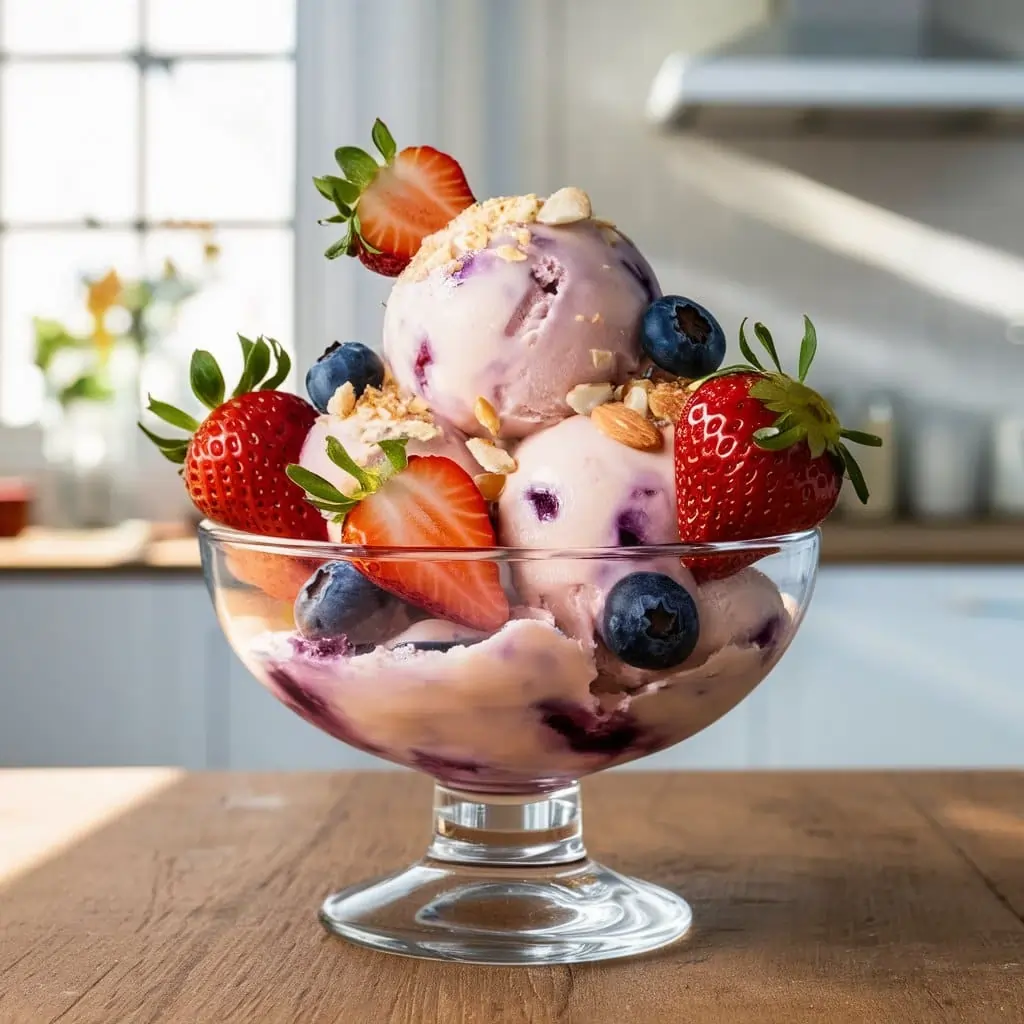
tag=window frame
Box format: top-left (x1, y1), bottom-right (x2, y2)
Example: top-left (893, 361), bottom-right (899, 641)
top-left (0, 0), bottom-right (297, 427)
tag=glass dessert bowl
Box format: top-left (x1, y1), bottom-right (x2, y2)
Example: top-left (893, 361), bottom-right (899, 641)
top-left (201, 522), bottom-right (820, 965)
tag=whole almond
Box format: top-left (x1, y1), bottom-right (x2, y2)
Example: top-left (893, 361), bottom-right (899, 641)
top-left (591, 403), bottom-right (662, 451)
top-left (648, 383), bottom-right (690, 424)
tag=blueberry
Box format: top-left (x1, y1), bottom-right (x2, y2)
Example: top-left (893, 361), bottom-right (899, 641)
top-left (294, 561), bottom-right (396, 642)
top-left (601, 572), bottom-right (700, 670)
top-left (305, 342), bottom-right (385, 413)
top-left (641, 296), bottom-right (726, 378)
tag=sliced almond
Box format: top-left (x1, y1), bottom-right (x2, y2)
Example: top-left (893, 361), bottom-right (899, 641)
top-left (407, 395), bottom-right (430, 414)
top-left (565, 382), bottom-right (614, 416)
top-left (537, 186), bottom-right (592, 226)
top-left (474, 396), bottom-right (501, 436)
top-left (466, 437), bottom-right (517, 474)
top-left (494, 244), bottom-right (528, 263)
top-left (326, 381), bottom-right (356, 418)
top-left (474, 473), bottom-right (506, 501)
top-left (623, 385), bottom-right (649, 417)
top-left (648, 382), bottom-right (691, 423)
top-left (591, 403), bottom-right (662, 451)
top-left (613, 384), bottom-right (625, 400)
top-left (589, 348), bottom-right (615, 372)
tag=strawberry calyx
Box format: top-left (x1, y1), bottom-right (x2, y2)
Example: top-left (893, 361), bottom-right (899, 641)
top-left (314, 118), bottom-right (397, 261)
top-left (138, 334), bottom-right (292, 465)
top-left (286, 437), bottom-right (410, 523)
top-left (692, 316), bottom-right (883, 504)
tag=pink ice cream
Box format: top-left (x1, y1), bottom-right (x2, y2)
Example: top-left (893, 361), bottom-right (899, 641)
top-left (298, 380), bottom-right (478, 507)
top-left (498, 415), bottom-right (688, 642)
top-left (382, 193), bottom-right (660, 439)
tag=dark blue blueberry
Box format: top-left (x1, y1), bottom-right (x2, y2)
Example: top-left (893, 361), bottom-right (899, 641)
top-left (601, 571), bottom-right (700, 670)
top-left (294, 561), bottom-right (397, 643)
top-left (305, 341), bottom-right (385, 412)
top-left (393, 640), bottom-right (484, 653)
top-left (641, 296), bottom-right (726, 379)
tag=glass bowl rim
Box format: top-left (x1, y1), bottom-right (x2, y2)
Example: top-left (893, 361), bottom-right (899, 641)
top-left (198, 520), bottom-right (820, 563)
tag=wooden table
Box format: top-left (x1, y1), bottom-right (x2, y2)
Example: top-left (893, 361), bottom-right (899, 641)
top-left (1, 770), bottom-right (1023, 1023)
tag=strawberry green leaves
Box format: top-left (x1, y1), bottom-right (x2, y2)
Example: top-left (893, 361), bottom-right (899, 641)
top-left (797, 316), bottom-right (817, 382)
top-left (286, 436), bottom-right (411, 524)
top-left (139, 335), bottom-right (295, 464)
top-left (371, 118), bottom-right (397, 162)
top-left (719, 315), bottom-right (883, 504)
top-left (315, 118), bottom-right (397, 260)
top-left (190, 350), bottom-right (225, 410)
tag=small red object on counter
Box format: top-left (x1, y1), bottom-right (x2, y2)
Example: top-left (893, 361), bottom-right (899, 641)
top-left (0, 477), bottom-right (33, 537)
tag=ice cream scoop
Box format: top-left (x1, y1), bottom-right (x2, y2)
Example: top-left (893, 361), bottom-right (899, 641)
top-left (382, 193), bottom-right (661, 439)
top-left (498, 414), bottom-right (691, 642)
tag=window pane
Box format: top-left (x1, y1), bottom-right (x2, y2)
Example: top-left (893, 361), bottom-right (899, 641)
top-left (2, 0), bottom-right (138, 53)
top-left (1, 232), bottom-right (141, 425)
top-left (140, 229), bottom-right (293, 407)
top-left (145, 62), bottom-right (293, 221)
top-left (146, 0), bottom-right (295, 53)
top-left (1, 64), bottom-right (138, 222)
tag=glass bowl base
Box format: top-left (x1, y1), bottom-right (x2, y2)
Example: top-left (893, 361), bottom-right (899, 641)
top-left (319, 857), bottom-right (692, 965)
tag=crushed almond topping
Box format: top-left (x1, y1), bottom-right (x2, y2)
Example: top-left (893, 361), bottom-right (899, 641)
top-left (624, 385), bottom-right (649, 417)
top-left (326, 381), bottom-right (356, 418)
top-left (590, 349), bottom-right (615, 372)
top-left (343, 380), bottom-right (441, 446)
top-left (647, 382), bottom-right (690, 424)
top-left (536, 186), bottom-right (592, 226)
top-left (565, 382), bottom-right (614, 415)
top-left (513, 227), bottom-right (532, 248)
top-left (474, 473), bottom-right (506, 501)
top-left (474, 396), bottom-right (501, 436)
top-left (590, 312), bottom-right (603, 324)
top-left (466, 437), bottom-right (517, 474)
top-left (403, 194), bottom-right (544, 281)
top-left (574, 314), bottom-right (586, 323)
top-left (494, 244), bottom-right (528, 263)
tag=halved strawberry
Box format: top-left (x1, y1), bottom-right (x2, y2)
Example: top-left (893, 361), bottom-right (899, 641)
top-left (287, 439), bottom-right (509, 632)
top-left (314, 118), bottom-right (475, 277)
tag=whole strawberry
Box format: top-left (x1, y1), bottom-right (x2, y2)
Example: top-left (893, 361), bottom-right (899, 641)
top-left (674, 317), bottom-right (881, 581)
top-left (140, 336), bottom-right (327, 600)
top-left (314, 118), bottom-right (475, 277)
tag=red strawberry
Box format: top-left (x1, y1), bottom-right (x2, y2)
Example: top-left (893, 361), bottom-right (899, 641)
top-left (314, 118), bottom-right (475, 277)
top-left (674, 316), bottom-right (881, 581)
top-left (140, 336), bottom-right (328, 601)
top-left (287, 439), bottom-right (509, 632)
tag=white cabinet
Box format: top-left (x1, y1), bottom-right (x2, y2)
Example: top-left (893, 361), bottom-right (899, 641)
top-left (751, 567), bottom-right (1024, 768)
top-left (0, 578), bottom-right (208, 767)
top-left (1, 567), bottom-right (1021, 770)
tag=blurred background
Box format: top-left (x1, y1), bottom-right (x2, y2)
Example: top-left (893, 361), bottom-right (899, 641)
top-left (0, 0), bottom-right (1021, 772)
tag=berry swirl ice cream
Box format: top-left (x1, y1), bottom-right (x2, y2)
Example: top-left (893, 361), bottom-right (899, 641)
top-left (142, 118), bottom-right (880, 795)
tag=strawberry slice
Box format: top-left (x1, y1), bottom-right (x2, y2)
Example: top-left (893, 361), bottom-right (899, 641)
top-left (287, 440), bottom-right (509, 632)
top-left (314, 118), bottom-right (475, 277)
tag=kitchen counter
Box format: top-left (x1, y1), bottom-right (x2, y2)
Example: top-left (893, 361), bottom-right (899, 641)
top-left (1, 520), bottom-right (1023, 573)
top-left (1, 769), bottom-right (1021, 1023)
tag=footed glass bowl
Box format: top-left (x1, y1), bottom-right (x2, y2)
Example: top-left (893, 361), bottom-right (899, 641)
top-left (200, 521), bottom-right (819, 965)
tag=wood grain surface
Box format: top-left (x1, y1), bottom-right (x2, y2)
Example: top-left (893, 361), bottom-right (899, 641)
top-left (1, 771), bottom-right (1022, 1023)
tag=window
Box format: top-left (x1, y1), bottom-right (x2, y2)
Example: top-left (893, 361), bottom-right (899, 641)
top-left (0, 0), bottom-right (296, 425)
